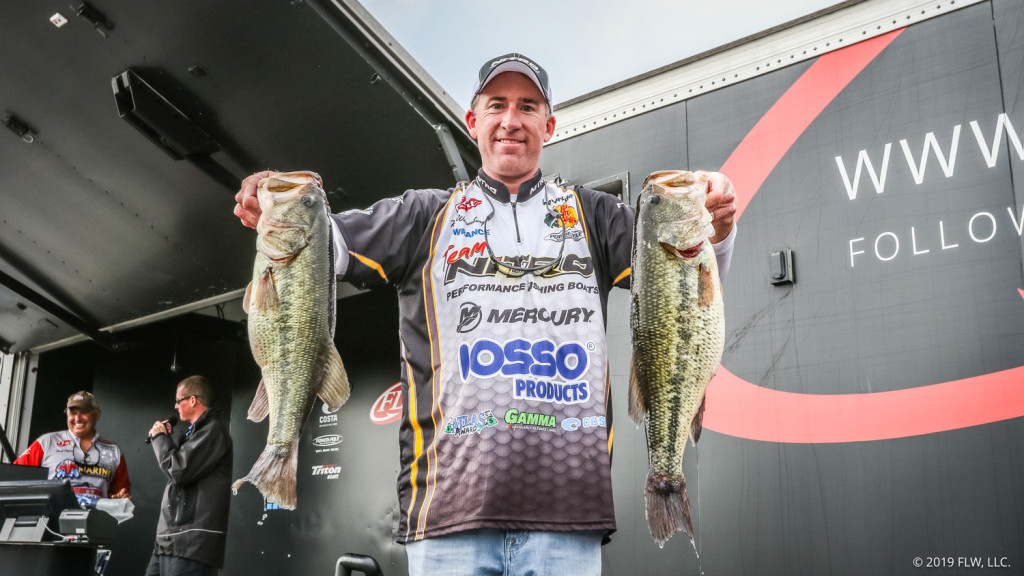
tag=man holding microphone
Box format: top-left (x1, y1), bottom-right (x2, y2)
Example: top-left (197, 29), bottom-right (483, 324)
top-left (146, 375), bottom-right (233, 576)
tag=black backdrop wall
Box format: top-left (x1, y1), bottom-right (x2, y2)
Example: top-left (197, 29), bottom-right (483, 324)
top-left (30, 287), bottom-right (405, 576)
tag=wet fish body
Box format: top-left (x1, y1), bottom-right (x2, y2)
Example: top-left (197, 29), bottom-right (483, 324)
top-left (629, 170), bottom-right (725, 547)
top-left (232, 171), bottom-right (350, 509)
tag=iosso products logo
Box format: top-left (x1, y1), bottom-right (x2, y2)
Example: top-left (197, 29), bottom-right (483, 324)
top-left (708, 29), bottom-right (1024, 442)
top-left (459, 338), bottom-right (590, 382)
top-left (370, 382), bottom-right (403, 425)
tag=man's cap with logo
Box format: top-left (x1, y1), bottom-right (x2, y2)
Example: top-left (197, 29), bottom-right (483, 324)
top-left (66, 390), bottom-right (99, 412)
top-left (472, 53), bottom-right (552, 108)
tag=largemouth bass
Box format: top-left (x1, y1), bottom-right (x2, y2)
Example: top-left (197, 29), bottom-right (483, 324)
top-left (629, 170), bottom-right (725, 547)
top-left (232, 171), bottom-right (350, 509)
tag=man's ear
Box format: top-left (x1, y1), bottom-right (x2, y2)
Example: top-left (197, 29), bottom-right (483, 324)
top-left (543, 114), bottom-right (556, 143)
top-left (466, 109), bottom-right (478, 140)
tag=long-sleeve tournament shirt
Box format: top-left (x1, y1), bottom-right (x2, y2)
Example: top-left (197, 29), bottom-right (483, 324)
top-left (332, 169), bottom-right (732, 543)
top-left (15, 429), bottom-right (130, 504)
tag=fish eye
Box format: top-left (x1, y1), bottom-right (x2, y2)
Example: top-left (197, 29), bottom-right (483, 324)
top-left (649, 195), bottom-right (661, 205)
top-left (300, 195), bottom-right (315, 207)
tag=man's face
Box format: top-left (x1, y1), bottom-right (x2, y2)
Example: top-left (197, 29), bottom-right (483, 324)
top-left (466, 72), bottom-right (556, 188)
top-left (175, 385), bottom-right (197, 423)
top-left (66, 407), bottom-right (98, 439)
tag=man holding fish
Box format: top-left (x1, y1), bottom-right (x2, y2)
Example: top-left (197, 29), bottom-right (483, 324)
top-left (233, 53), bottom-right (736, 575)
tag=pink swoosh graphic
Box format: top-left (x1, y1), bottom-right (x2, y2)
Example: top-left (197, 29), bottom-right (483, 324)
top-left (703, 29), bottom-right (1024, 442)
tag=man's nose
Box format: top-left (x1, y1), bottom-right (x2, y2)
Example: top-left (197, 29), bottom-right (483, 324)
top-left (501, 108), bottom-right (522, 131)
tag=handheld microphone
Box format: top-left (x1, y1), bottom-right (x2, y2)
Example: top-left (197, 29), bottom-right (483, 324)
top-left (146, 413), bottom-right (180, 444)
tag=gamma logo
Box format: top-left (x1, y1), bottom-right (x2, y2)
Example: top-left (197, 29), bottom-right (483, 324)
top-left (706, 29), bottom-right (1024, 443)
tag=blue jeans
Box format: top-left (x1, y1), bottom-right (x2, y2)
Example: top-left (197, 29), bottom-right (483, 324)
top-left (405, 529), bottom-right (603, 576)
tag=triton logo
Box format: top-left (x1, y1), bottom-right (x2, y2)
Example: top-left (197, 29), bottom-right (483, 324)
top-left (311, 465), bottom-right (341, 479)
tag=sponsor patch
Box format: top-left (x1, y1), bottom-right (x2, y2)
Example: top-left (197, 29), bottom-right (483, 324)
top-left (504, 408), bottom-right (557, 432)
top-left (370, 382), bottom-right (403, 425)
top-left (444, 410), bottom-right (498, 437)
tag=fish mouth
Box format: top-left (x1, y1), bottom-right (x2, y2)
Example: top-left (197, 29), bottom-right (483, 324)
top-left (661, 240), bottom-right (704, 259)
top-left (261, 171), bottom-right (322, 192)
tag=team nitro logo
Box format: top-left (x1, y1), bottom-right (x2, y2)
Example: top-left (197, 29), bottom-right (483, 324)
top-left (444, 252), bottom-right (594, 284)
top-left (55, 459), bottom-right (80, 479)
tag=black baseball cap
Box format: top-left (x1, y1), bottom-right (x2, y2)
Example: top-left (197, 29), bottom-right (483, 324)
top-left (472, 53), bottom-right (552, 108)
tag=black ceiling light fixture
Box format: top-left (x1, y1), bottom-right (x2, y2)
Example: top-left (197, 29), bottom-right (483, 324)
top-left (72, 2), bottom-right (114, 38)
top-left (112, 69), bottom-right (239, 190)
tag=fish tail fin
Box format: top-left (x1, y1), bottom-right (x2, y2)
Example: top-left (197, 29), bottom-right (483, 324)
top-left (317, 344), bottom-right (350, 411)
top-left (231, 440), bottom-right (298, 509)
top-left (690, 395), bottom-right (706, 446)
top-left (251, 266), bottom-right (279, 311)
top-left (645, 471), bottom-right (694, 548)
top-left (247, 379), bottom-right (270, 422)
top-left (627, 354), bottom-right (647, 425)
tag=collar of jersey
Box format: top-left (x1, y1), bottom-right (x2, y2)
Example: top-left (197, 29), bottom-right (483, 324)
top-left (474, 169), bottom-right (546, 204)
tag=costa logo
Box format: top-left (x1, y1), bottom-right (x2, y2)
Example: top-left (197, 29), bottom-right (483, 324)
top-left (456, 197), bottom-right (482, 211)
top-left (370, 382), bottom-right (403, 425)
top-left (561, 416), bottom-right (607, 431)
top-left (459, 338), bottom-right (590, 382)
top-left (313, 434), bottom-right (343, 447)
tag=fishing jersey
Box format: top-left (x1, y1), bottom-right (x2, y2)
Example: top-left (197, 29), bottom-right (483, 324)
top-left (334, 170), bottom-right (635, 543)
top-left (15, 429), bottom-right (131, 504)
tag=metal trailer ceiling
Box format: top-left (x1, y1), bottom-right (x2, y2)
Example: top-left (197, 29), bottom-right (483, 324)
top-left (0, 0), bottom-right (479, 354)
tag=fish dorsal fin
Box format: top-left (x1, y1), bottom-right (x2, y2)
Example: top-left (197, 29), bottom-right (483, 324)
top-left (627, 354), bottom-right (647, 425)
top-left (247, 380), bottom-right (270, 422)
top-left (317, 344), bottom-right (351, 411)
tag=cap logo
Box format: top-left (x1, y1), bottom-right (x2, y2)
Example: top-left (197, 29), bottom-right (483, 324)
top-left (489, 55), bottom-right (540, 74)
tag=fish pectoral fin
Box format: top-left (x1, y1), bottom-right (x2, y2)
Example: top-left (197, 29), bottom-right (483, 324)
top-left (627, 354), bottom-right (647, 425)
top-left (698, 261), bottom-right (715, 308)
top-left (247, 379), bottom-right (271, 422)
top-left (251, 266), bottom-right (280, 311)
top-left (242, 281), bottom-right (253, 314)
top-left (317, 344), bottom-right (351, 411)
top-left (690, 395), bottom-right (706, 446)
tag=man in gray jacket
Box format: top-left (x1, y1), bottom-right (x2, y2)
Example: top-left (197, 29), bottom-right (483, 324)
top-left (146, 375), bottom-right (233, 576)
